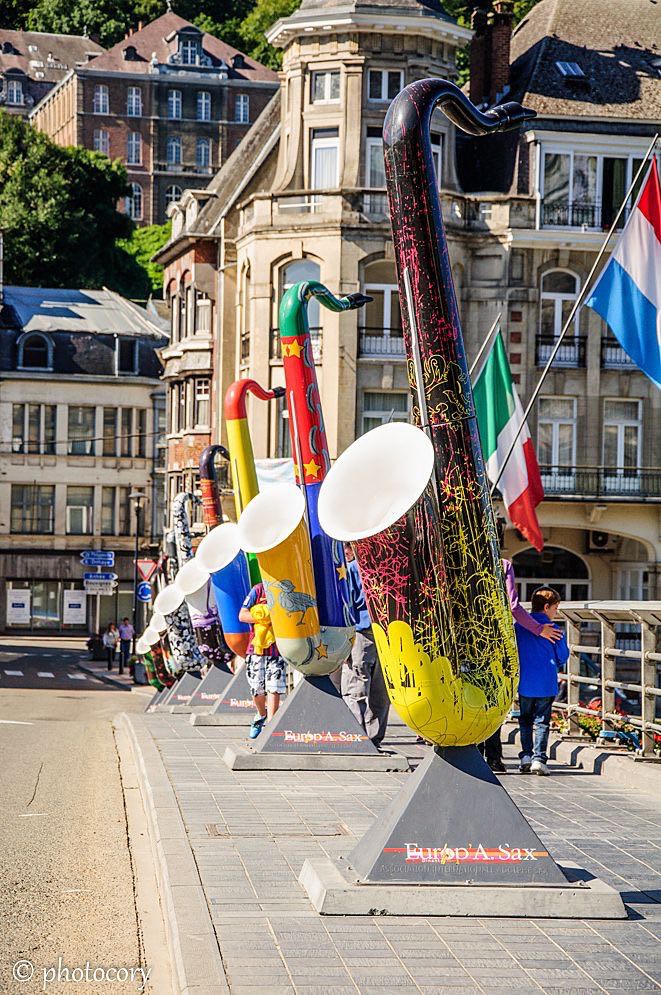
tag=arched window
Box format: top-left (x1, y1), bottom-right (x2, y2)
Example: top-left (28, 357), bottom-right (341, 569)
top-left (277, 259), bottom-right (321, 360)
top-left (196, 137), bottom-right (211, 169)
top-left (166, 136), bottom-right (181, 166)
top-left (18, 332), bottom-right (53, 370)
top-left (538, 269), bottom-right (581, 366)
top-left (197, 91), bottom-right (211, 121)
top-left (512, 545), bottom-right (590, 602)
top-left (165, 185), bottom-right (182, 206)
top-left (167, 89), bottom-right (182, 120)
top-left (126, 182), bottom-right (143, 220)
top-left (359, 258), bottom-right (403, 357)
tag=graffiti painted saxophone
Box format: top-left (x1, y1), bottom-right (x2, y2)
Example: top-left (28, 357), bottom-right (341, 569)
top-left (199, 444), bottom-right (229, 530)
top-left (319, 80), bottom-right (535, 745)
top-left (237, 283), bottom-right (369, 675)
top-left (165, 492), bottom-right (214, 668)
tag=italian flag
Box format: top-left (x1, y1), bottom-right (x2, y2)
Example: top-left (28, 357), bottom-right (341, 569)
top-left (473, 330), bottom-right (545, 551)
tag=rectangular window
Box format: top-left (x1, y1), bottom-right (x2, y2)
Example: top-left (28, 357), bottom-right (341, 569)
top-left (7, 79), bottom-right (23, 104)
top-left (361, 391), bottom-right (409, 434)
top-left (120, 409), bottom-right (133, 457)
top-left (359, 284), bottom-right (403, 355)
top-left (12, 404), bottom-right (56, 454)
top-left (311, 70), bottom-right (340, 104)
top-left (311, 128), bottom-right (339, 189)
top-left (11, 484), bottom-right (55, 534)
top-left (68, 406), bottom-right (96, 455)
top-left (44, 405), bottom-right (56, 454)
top-left (168, 89), bottom-right (182, 119)
top-left (126, 86), bottom-right (142, 117)
top-left (603, 399), bottom-right (642, 479)
top-left (118, 486), bottom-right (131, 535)
top-left (541, 149), bottom-right (644, 229)
top-left (93, 129), bottom-right (109, 154)
top-left (27, 403), bottom-right (40, 453)
top-left (197, 90), bottom-right (211, 121)
top-left (102, 407), bottom-right (117, 456)
top-left (368, 69), bottom-right (403, 102)
top-left (101, 486), bottom-right (116, 535)
top-left (166, 136), bottom-right (181, 165)
top-left (12, 403), bottom-right (25, 453)
top-left (179, 38), bottom-right (199, 64)
top-left (196, 137), bottom-right (211, 168)
top-left (127, 131), bottom-right (142, 165)
top-left (66, 485), bottom-right (94, 535)
top-left (234, 94), bottom-right (249, 123)
top-left (93, 84), bottom-right (109, 114)
top-left (118, 338), bottom-right (137, 373)
top-left (537, 397), bottom-right (576, 491)
top-left (136, 408), bottom-right (147, 457)
top-left (193, 379), bottom-right (210, 427)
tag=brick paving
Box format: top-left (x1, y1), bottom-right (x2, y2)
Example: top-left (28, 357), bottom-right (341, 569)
top-left (141, 711), bottom-right (661, 995)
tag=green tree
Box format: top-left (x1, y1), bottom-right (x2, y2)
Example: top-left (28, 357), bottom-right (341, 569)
top-left (0, 110), bottom-right (134, 289)
top-left (238, 0), bottom-right (299, 69)
top-left (115, 221), bottom-right (172, 299)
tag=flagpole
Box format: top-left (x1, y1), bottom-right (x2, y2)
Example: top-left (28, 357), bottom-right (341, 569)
top-left (490, 132), bottom-right (659, 497)
top-left (469, 311), bottom-right (501, 379)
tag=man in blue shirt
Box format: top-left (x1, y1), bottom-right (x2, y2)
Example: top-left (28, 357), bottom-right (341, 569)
top-left (341, 543), bottom-right (390, 749)
top-left (516, 586), bottom-right (570, 776)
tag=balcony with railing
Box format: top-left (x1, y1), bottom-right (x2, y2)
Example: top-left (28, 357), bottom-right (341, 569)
top-left (154, 162), bottom-right (214, 176)
top-left (540, 466), bottom-right (661, 501)
top-left (541, 200), bottom-right (631, 230)
top-left (601, 336), bottom-right (636, 369)
top-left (535, 334), bottom-right (587, 368)
top-left (270, 327), bottom-right (322, 362)
top-left (358, 327), bottom-right (406, 359)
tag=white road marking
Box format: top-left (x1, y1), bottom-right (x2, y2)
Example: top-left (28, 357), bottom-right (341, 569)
top-left (19, 812), bottom-right (47, 817)
top-left (68, 674), bottom-right (87, 681)
top-left (4, 670), bottom-right (24, 676)
top-left (38, 672), bottom-right (55, 678)
top-left (0, 719), bottom-right (33, 725)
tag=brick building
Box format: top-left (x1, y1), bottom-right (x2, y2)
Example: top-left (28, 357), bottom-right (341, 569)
top-left (0, 29), bottom-right (104, 117)
top-left (29, 12), bottom-right (278, 225)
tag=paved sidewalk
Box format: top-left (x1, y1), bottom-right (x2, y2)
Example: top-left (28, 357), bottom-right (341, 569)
top-left (121, 709), bottom-right (661, 995)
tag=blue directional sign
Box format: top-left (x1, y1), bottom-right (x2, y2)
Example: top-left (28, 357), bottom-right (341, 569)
top-left (83, 572), bottom-right (117, 582)
top-left (81, 550), bottom-right (115, 567)
top-left (136, 581), bottom-right (152, 602)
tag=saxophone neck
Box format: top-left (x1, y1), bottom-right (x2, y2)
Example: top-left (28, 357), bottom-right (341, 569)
top-left (279, 281), bottom-right (370, 339)
top-left (199, 444), bottom-right (229, 482)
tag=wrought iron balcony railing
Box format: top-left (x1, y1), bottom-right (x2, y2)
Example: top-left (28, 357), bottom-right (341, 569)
top-left (269, 327), bottom-right (322, 362)
top-left (541, 200), bottom-right (631, 230)
top-left (540, 466), bottom-right (661, 501)
top-left (601, 336), bottom-right (636, 369)
top-left (535, 334), bottom-right (587, 368)
top-left (358, 327), bottom-right (406, 358)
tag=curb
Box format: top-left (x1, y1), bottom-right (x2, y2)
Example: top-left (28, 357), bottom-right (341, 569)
top-left (502, 722), bottom-right (660, 796)
top-left (77, 662), bottom-right (132, 691)
top-left (115, 712), bottom-right (229, 995)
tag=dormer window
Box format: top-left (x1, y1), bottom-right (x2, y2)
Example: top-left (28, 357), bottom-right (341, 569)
top-left (6, 79), bottom-right (24, 105)
top-left (18, 332), bottom-right (53, 370)
top-left (179, 38), bottom-right (200, 65)
top-left (555, 61), bottom-right (585, 78)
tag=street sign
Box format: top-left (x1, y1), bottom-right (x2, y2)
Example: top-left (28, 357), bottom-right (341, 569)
top-left (80, 550), bottom-right (115, 567)
top-left (83, 572), bottom-right (118, 582)
top-left (84, 580), bottom-right (117, 596)
top-left (136, 559), bottom-right (158, 582)
top-left (136, 581), bottom-right (152, 602)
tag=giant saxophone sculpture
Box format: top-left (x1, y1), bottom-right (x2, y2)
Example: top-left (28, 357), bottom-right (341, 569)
top-left (319, 80), bottom-right (535, 746)
top-left (237, 283), bottom-right (368, 674)
top-left (199, 444), bottom-right (229, 530)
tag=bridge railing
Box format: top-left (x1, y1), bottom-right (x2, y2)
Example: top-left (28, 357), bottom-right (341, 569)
top-left (553, 602), bottom-right (661, 760)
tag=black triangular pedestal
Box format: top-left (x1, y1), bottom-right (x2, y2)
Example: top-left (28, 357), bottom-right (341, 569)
top-left (190, 666), bottom-right (257, 725)
top-left (165, 671), bottom-right (201, 710)
top-left (146, 686), bottom-right (169, 711)
top-left (349, 745), bottom-right (568, 885)
top-left (186, 664), bottom-right (234, 711)
top-left (223, 675), bottom-right (409, 770)
top-left (150, 682), bottom-right (177, 711)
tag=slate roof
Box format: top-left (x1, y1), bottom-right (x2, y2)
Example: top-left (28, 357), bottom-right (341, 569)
top-left (509, 0), bottom-right (661, 121)
top-left (3, 286), bottom-right (167, 340)
top-left (299, 0), bottom-right (456, 17)
top-left (0, 29), bottom-right (104, 82)
top-left (85, 12), bottom-right (278, 83)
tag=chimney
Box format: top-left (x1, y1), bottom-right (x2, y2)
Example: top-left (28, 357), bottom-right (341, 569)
top-left (489, 0), bottom-right (514, 102)
top-left (469, 2), bottom-right (490, 105)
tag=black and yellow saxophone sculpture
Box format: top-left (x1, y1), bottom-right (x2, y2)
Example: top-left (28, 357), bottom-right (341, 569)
top-left (320, 79), bottom-right (535, 746)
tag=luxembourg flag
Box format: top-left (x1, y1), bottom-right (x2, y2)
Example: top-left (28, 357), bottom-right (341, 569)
top-left (473, 330), bottom-right (545, 551)
top-left (586, 157), bottom-right (661, 389)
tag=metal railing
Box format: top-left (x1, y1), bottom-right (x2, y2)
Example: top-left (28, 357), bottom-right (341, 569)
top-left (539, 466), bottom-right (661, 501)
top-left (269, 326), bottom-right (322, 362)
top-left (358, 327), bottom-right (406, 358)
top-left (535, 334), bottom-right (587, 367)
top-left (541, 201), bottom-right (631, 230)
top-left (601, 336), bottom-right (636, 369)
top-left (555, 602), bottom-right (661, 759)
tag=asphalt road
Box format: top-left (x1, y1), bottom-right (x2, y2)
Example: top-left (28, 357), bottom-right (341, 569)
top-left (0, 638), bottom-right (151, 995)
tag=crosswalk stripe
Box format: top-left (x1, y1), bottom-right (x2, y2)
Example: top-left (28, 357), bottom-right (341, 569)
top-left (4, 670), bottom-right (24, 676)
top-left (37, 672), bottom-right (55, 678)
top-left (68, 674), bottom-right (87, 681)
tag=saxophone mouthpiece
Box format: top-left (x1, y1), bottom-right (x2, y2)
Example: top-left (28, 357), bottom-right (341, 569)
top-left (485, 101), bottom-right (537, 131)
top-left (345, 292), bottom-right (373, 310)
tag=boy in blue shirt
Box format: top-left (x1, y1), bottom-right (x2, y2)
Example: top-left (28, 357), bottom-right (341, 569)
top-left (515, 587), bottom-right (569, 776)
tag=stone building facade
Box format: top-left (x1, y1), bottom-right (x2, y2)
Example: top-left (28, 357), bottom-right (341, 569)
top-left (0, 283), bottom-right (167, 633)
top-left (156, 0), bottom-right (660, 601)
top-left (29, 12), bottom-right (278, 225)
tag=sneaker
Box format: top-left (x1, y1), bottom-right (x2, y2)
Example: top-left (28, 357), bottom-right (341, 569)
top-left (248, 715), bottom-right (267, 740)
top-left (488, 760), bottom-right (507, 773)
top-left (531, 759), bottom-right (550, 776)
top-left (519, 756), bottom-right (532, 774)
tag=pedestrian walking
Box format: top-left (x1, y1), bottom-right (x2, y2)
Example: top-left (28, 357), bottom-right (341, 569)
top-left (103, 622), bottom-right (119, 671)
top-left (238, 582), bottom-right (287, 740)
top-left (516, 587), bottom-right (569, 776)
top-left (118, 617), bottom-right (134, 676)
top-left (341, 543), bottom-right (390, 749)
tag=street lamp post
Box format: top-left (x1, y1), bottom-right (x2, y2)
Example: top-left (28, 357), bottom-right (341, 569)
top-left (129, 490), bottom-right (146, 655)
